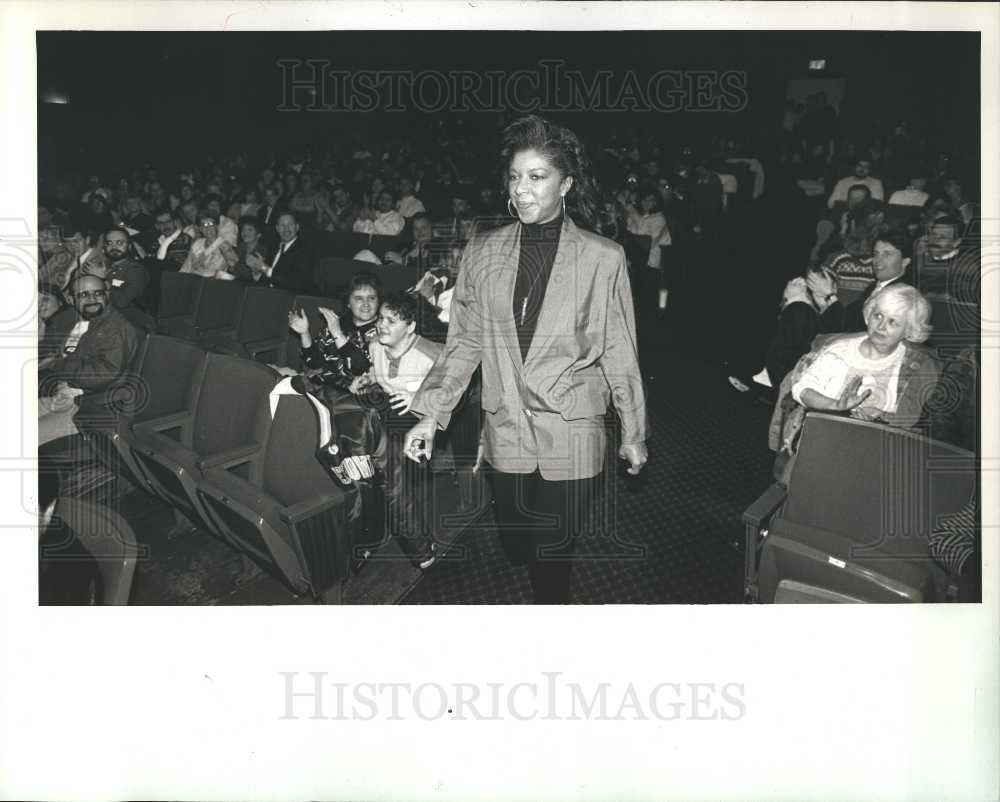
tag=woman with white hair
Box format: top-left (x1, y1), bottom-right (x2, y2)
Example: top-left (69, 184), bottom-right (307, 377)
top-left (768, 283), bottom-right (940, 482)
top-left (790, 283), bottom-right (938, 429)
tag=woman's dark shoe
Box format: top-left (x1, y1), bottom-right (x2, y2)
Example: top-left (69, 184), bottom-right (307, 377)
top-left (399, 540), bottom-right (437, 570)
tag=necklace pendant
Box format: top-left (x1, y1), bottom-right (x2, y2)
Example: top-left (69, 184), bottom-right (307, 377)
top-left (520, 297), bottom-right (527, 325)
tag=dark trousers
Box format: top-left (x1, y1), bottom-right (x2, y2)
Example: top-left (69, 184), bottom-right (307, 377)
top-left (488, 466), bottom-right (602, 604)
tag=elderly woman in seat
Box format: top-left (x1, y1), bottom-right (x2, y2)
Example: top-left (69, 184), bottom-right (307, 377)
top-left (770, 283), bottom-right (940, 474)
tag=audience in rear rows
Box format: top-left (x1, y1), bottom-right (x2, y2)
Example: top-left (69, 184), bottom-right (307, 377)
top-left (37, 114), bottom-right (981, 581)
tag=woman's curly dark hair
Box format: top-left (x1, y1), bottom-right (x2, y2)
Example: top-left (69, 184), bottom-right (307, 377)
top-left (499, 115), bottom-right (600, 232)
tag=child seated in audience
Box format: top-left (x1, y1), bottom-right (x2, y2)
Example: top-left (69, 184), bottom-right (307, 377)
top-left (347, 292), bottom-right (444, 569)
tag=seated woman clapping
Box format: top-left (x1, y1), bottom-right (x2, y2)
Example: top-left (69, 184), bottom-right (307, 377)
top-left (770, 283), bottom-right (940, 480)
top-left (787, 283), bottom-right (939, 428)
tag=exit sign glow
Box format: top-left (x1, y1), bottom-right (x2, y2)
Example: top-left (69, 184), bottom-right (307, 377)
top-left (809, 60), bottom-right (826, 70)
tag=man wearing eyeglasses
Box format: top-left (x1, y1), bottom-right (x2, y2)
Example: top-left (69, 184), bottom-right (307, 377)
top-left (38, 273), bottom-right (141, 445)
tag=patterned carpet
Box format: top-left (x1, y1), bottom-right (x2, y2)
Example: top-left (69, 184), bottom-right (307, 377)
top-left (402, 350), bottom-right (776, 604)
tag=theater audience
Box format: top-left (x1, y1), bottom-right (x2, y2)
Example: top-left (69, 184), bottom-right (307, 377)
top-left (287, 272), bottom-right (381, 389)
top-left (38, 273), bottom-right (141, 445)
top-left (349, 292), bottom-right (443, 569)
top-left (810, 227), bottom-right (913, 333)
top-left (353, 189), bottom-right (405, 236)
top-left (120, 194), bottom-right (154, 240)
top-left (435, 188), bottom-right (474, 240)
top-left (888, 170), bottom-right (930, 208)
top-left (152, 208), bottom-right (192, 271)
top-left (35, 115), bottom-right (981, 595)
top-left (758, 269), bottom-right (835, 390)
top-left (256, 211), bottom-right (316, 293)
top-left (942, 178), bottom-right (977, 228)
top-left (180, 213), bottom-right (239, 278)
top-left (395, 176), bottom-right (426, 219)
top-left (827, 155), bottom-right (885, 207)
top-left (231, 216), bottom-right (273, 283)
top-left (85, 193), bottom-right (116, 237)
top-left (384, 212), bottom-right (439, 270)
top-left (257, 183), bottom-right (284, 239)
top-left (201, 193), bottom-right (239, 246)
top-left (288, 172), bottom-right (320, 229)
top-left (38, 282), bottom-right (66, 347)
top-left (40, 219), bottom-right (105, 290)
top-left (316, 184), bottom-right (358, 233)
top-left (227, 187), bottom-right (262, 223)
top-left (789, 283), bottom-right (937, 430)
top-left (97, 227), bottom-right (151, 330)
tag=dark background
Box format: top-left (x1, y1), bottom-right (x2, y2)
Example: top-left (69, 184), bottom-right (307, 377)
top-left (37, 30), bottom-right (980, 187)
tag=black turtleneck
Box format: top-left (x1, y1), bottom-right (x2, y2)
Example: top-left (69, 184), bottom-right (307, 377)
top-left (513, 211), bottom-right (563, 360)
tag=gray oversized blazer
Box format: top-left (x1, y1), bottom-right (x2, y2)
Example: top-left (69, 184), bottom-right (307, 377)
top-left (412, 215), bottom-right (647, 481)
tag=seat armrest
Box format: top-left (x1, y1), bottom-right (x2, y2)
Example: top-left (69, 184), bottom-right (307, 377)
top-left (198, 441), bottom-right (263, 472)
top-left (743, 483), bottom-right (788, 528)
top-left (743, 483), bottom-right (789, 603)
top-left (197, 324), bottom-right (237, 339)
top-left (245, 337), bottom-right (288, 360)
top-left (278, 492), bottom-right (347, 524)
top-left (132, 410), bottom-right (191, 434)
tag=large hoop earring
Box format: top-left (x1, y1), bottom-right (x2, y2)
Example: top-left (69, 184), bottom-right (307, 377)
top-left (561, 195), bottom-right (566, 218)
top-left (507, 198), bottom-right (517, 219)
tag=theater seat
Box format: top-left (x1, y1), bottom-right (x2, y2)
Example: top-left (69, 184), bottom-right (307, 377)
top-left (743, 412), bottom-right (976, 603)
top-left (201, 285), bottom-right (296, 364)
top-left (313, 256), bottom-right (385, 298)
top-left (107, 335), bottom-right (208, 488)
top-left (156, 272), bottom-right (204, 336)
top-left (196, 394), bottom-right (361, 602)
top-left (159, 278), bottom-right (247, 342)
top-left (51, 497), bottom-right (143, 605)
top-left (129, 353), bottom-right (278, 532)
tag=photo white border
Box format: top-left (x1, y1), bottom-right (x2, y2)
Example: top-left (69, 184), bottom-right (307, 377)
top-left (1, 3), bottom-right (996, 800)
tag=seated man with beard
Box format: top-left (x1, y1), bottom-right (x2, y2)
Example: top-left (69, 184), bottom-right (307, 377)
top-left (38, 273), bottom-right (141, 445)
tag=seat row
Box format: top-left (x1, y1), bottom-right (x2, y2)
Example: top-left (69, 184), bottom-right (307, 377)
top-left (743, 412), bottom-right (978, 603)
top-left (154, 260), bottom-right (423, 365)
top-left (102, 334), bottom-right (362, 602)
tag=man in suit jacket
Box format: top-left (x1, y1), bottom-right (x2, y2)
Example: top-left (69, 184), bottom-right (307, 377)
top-left (406, 213), bottom-right (647, 601)
top-left (258, 211), bottom-right (317, 294)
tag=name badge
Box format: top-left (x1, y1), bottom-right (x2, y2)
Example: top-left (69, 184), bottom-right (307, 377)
top-left (111, 278), bottom-right (124, 287)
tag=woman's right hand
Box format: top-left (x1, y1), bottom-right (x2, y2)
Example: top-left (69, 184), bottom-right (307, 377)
top-left (318, 306), bottom-right (343, 337)
top-left (288, 307), bottom-right (310, 335)
top-left (834, 375), bottom-right (872, 412)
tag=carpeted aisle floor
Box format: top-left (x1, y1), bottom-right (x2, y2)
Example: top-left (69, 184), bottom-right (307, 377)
top-left (401, 350), bottom-right (776, 604)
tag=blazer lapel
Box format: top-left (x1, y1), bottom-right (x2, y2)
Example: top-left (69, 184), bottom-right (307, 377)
top-left (524, 217), bottom-right (582, 367)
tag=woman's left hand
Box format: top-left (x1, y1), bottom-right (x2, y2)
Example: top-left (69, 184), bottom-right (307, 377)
top-left (619, 443), bottom-right (648, 475)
